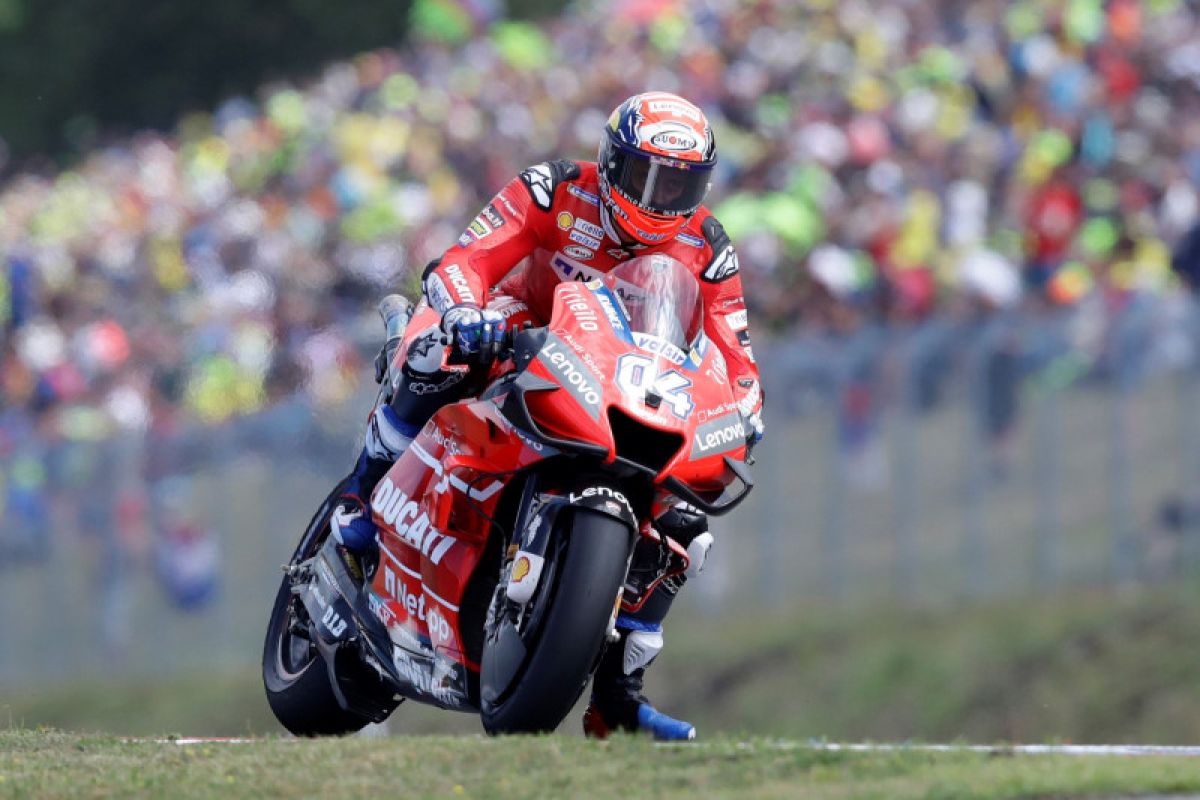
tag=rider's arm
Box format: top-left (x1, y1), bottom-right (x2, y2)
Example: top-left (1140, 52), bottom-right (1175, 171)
top-left (423, 161), bottom-right (579, 312)
top-left (694, 213), bottom-right (764, 425)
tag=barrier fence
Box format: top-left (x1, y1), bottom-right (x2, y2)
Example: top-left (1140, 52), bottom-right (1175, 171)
top-left (3, 295), bottom-right (1200, 686)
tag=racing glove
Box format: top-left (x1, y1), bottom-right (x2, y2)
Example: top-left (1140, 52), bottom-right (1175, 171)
top-left (442, 304), bottom-right (507, 364)
top-left (742, 410), bottom-right (764, 450)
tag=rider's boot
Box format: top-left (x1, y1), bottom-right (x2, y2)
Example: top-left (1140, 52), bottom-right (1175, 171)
top-left (583, 504), bottom-right (711, 741)
top-left (582, 621), bottom-right (695, 741)
top-left (331, 405), bottom-right (419, 582)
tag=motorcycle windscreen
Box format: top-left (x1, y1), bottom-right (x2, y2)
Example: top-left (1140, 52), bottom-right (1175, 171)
top-left (602, 254), bottom-right (703, 351)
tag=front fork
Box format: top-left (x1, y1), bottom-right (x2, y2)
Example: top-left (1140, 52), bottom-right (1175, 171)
top-left (501, 473), bottom-right (696, 638)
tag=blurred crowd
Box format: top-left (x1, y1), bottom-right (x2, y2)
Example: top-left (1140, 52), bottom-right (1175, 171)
top-left (4, 0), bottom-right (1200, 601)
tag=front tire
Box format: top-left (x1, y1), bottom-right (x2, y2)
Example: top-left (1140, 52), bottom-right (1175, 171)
top-left (481, 509), bottom-right (633, 734)
top-left (261, 480), bottom-right (377, 736)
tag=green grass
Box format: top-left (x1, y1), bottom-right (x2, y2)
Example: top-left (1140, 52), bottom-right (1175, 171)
top-left (7, 585), bottom-right (1200, 747)
top-left (5, 729), bottom-right (1200, 800)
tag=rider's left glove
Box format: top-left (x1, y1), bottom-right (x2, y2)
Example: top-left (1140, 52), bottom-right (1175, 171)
top-left (442, 304), bottom-right (507, 365)
top-left (742, 410), bottom-right (764, 449)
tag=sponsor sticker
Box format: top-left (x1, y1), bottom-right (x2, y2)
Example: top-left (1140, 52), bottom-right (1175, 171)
top-left (594, 288), bottom-right (631, 339)
top-left (557, 211), bottom-right (574, 230)
top-left (481, 203), bottom-right (505, 229)
top-left (425, 274), bottom-right (454, 312)
top-left (460, 203), bottom-right (506, 244)
top-left (649, 129), bottom-right (698, 152)
top-left (564, 245), bottom-right (594, 260)
top-left (537, 332), bottom-right (603, 419)
top-left (505, 551), bottom-right (545, 604)
top-left (675, 231), bottom-right (704, 247)
top-left (567, 184), bottom-right (600, 206)
top-left (573, 218), bottom-right (604, 239)
top-left (569, 228), bottom-right (602, 250)
top-left (635, 228), bottom-right (670, 242)
top-left (443, 263), bottom-right (477, 304)
top-left (568, 485), bottom-right (634, 517)
top-left (497, 193), bottom-right (520, 217)
top-left (512, 556), bottom-right (531, 583)
top-left (648, 99), bottom-right (702, 121)
top-left (382, 566), bottom-right (452, 643)
top-left (632, 332), bottom-right (688, 366)
top-left (725, 309), bottom-right (749, 332)
top-left (372, 478), bottom-right (458, 564)
top-left (551, 252), bottom-right (605, 283)
top-left (690, 412), bottom-right (746, 458)
top-left (409, 371), bottom-right (467, 395)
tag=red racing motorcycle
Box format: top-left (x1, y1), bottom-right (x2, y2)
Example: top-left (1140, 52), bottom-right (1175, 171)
top-left (262, 254), bottom-right (755, 735)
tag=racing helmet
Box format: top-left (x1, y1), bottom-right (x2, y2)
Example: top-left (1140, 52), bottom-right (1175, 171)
top-left (597, 92), bottom-right (716, 247)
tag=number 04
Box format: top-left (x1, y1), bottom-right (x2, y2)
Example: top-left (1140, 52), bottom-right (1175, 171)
top-left (615, 354), bottom-right (694, 420)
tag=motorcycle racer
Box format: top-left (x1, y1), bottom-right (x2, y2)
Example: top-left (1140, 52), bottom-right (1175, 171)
top-left (333, 91), bottom-right (764, 741)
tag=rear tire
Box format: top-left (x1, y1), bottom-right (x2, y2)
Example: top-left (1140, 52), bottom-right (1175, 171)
top-left (261, 480), bottom-right (377, 736)
top-left (481, 509), bottom-right (632, 734)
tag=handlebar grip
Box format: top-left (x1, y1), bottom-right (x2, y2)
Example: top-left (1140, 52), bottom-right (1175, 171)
top-left (378, 294), bottom-right (413, 341)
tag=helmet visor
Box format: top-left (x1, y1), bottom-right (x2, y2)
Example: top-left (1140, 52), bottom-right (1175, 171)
top-left (604, 141), bottom-right (713, 217)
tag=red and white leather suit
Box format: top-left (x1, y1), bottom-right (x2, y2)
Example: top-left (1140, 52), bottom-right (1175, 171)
top-left (422, 159), bottom-right (763, 421)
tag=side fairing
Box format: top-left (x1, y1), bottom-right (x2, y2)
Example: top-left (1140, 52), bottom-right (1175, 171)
top-left (368, 398), bottom-right (549, 695)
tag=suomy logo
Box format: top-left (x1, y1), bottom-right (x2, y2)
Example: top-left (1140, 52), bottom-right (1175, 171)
top-left (650, 131), bottom-right (698, 152)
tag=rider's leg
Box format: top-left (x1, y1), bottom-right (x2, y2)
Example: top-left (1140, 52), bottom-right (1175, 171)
top-left (584, 504), bottom-right (712, 741)
top-left (333, 294), bottom-right (537, 569)
top-left (332, 308), bottom-right (471, 563)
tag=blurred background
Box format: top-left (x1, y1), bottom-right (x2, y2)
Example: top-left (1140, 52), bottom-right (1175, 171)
top-left (6, 0), bottom-right (1200, 743)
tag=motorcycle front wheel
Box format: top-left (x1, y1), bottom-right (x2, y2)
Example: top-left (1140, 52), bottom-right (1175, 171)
top-left (480, 506), bottom-right (633, 734)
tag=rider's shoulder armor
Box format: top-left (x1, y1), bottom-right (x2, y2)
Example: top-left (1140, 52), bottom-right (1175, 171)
top-left (699, 215), bottom-right (740, 283)
top-left (518, 160), bottom-right (582, 212)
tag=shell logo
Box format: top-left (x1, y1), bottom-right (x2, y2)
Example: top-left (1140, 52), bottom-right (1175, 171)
top-left (557, 211), bottom-right (574, 230)
top-left (512, 556), bottom-right (532, 583)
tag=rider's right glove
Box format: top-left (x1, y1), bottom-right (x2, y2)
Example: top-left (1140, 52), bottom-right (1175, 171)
top-left (442, 304), bottom-right (507, 365)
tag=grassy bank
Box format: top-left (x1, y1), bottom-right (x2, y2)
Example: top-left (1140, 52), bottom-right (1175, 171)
top-left (5, 587), bottom-right (1200, 743)
top-left (5, 729), bottom-right (1200, 800)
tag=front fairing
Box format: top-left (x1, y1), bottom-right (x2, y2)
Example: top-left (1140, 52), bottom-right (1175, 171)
top-left (519, 278), bottom-right (749, 502)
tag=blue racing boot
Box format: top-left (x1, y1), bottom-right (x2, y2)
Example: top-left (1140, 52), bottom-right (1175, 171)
top-left (583, 622), bottom-right (695, 741)
top-left (331, 406), bottom-right (417, 582)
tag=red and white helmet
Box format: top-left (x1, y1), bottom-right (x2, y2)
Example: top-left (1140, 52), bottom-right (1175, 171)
top-left (597, 92), bottom-right (716, 246)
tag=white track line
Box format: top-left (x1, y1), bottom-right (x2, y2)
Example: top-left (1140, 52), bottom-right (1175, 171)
top-left (147, 738), bottom-right (1200, 756)
top-left (152, 738), bottom-right (260, 745)
top-left (816, 742), bottom-right (1200, 757)
top-left (659, 741), bottom-right (1200, 758)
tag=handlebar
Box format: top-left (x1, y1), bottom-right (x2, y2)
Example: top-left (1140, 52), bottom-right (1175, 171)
top-left (378, 294), bottom-right (412, 341)
top-left (375, 295), bottom-right (413, 385)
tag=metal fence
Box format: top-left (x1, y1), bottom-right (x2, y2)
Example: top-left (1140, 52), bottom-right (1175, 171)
top-left (713, 293), bottom-right (1200, 609)
top-left (4, 294), bottom-right (1200, 687)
